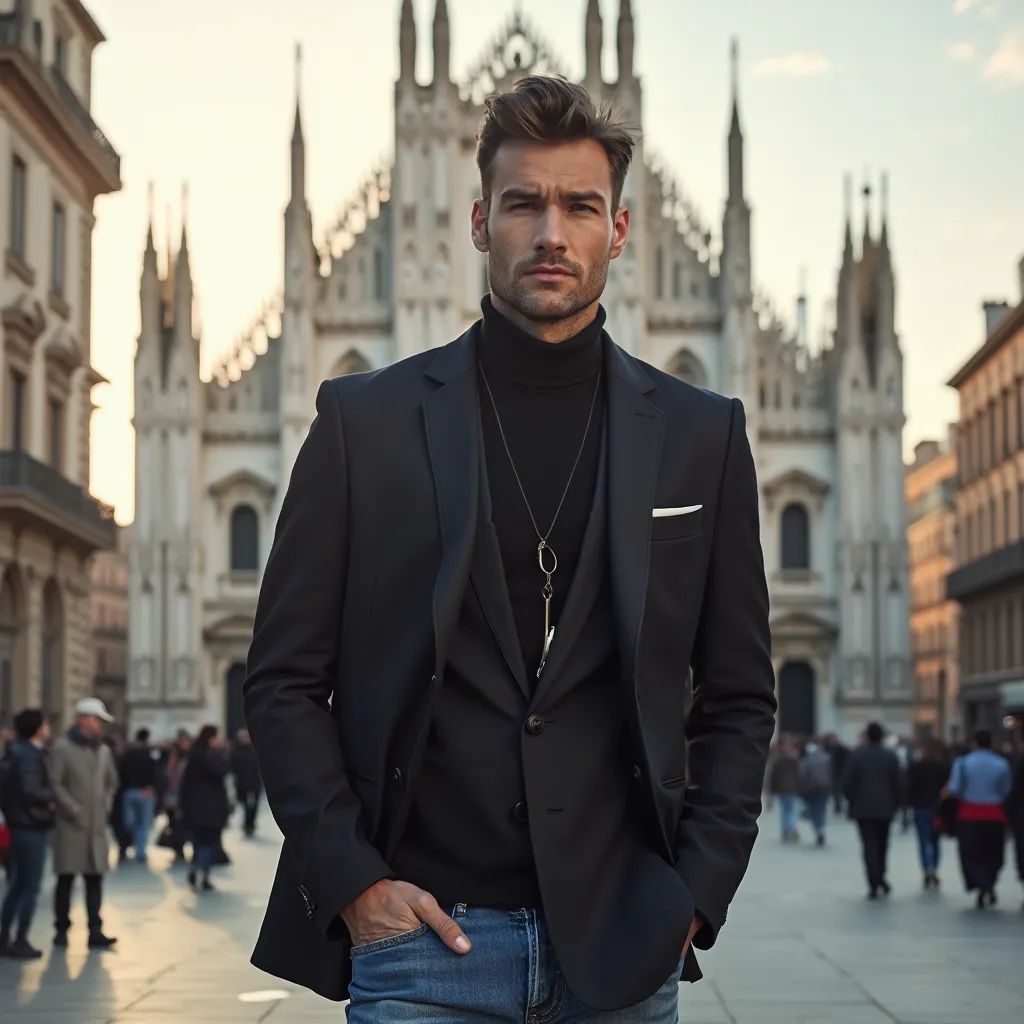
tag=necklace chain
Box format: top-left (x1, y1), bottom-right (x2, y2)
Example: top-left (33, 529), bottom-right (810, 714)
top-left (478, 363), bottom-right (603, 547)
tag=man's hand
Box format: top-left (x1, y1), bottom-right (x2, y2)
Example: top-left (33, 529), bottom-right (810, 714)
top-left (340, 878), bottom-right (472, 954)
top-left (681, 914), bottom-right (701, 959)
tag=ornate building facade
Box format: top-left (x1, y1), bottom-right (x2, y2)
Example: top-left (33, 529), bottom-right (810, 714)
top-left (128, 1), bottom-right (911, 741)
top-left (0, 0), bottom-right (120, 730)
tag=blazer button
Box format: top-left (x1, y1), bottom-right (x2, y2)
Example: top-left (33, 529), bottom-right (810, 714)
top-left (430, 674), bottom-right (436, 685)
top-left (525, 714), bottom-right (545, 735)
top-left (511, 800), bottom-right (529, 823)
top-left (391, 766), bottom-right (402, 784)
top-left (632, 763), bottom-right (642, 781)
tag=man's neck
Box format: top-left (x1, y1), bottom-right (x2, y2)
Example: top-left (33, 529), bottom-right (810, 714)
top-left (488, 293), bottom-right (601, 344)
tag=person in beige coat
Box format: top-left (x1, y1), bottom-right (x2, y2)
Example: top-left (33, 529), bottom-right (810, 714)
top-left (49, 697), bottom-right (119, 949)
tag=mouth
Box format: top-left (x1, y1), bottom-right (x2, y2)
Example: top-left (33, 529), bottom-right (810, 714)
top-left (526, 265), bottom-right (575, 281)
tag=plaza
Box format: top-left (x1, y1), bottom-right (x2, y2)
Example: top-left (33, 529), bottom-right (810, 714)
top-left (1, 804), bottom-right (1021, 1023)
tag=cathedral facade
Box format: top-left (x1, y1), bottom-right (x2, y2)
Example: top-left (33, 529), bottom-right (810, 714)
top-left (128, 1), bottom-right (911, 742)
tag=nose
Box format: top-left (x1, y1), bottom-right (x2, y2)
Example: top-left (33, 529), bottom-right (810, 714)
top-left (532, 204), bottom-right (568, 256)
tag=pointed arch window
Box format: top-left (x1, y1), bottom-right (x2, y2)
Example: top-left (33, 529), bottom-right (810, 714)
top-left (780, 502), bottom-right (810, 570)
top-left (230, 505), bottom-right (259, 572)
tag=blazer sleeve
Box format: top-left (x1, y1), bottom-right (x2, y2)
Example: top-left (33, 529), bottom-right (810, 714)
top-left (243, 378), bottom-right (394, 939)
top-left (674, 397), bottom-right (777, 950)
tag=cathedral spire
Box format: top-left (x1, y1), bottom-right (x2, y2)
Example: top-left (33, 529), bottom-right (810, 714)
top-left (399, 0), bottom-right (416, 83)
top-left (585, 0), bottom-right (603, 90)
top-left (290, 42), bottom-right (306, 205)
top-left (727, 37), bottom-right (744, 203)
top-left (879, 170), bottom-right (889, 249)
top-left (616, 0), bottom-right (634, 83)
top-left (861, 172), bottom-right (873, 249)
top-left (143, 180), bottom-right (156, 267)
top-left (177, 181), bottom-right (189, 263)
top-left (432, 0), bottom-right (450, 86)
top-left (842, 173), bottom-right (854, 262)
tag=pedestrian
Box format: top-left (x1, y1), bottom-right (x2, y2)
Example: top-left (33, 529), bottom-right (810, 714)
top-left (118, 728), bottom-right (158, 864)
top-left (160, 732), bottom-right (191, 863)
top-left (1007, 752), bottom-right (1024, 911)
top-left (905, 738), bottom-right (949, 890)
top-left (798, 738), bottom-right (833, 846)
top-left (823, 732), bottom-right (850, 814)
top-left (842, 721), bottom-right (902, 899)
top-left (945, 729), bottom-right (1012, 909)
top-left (180, 725), bottom-right (230, 892)
top-left (768, 738), bottom-right (802, 842)
top-left (229, 729), bottom-right (261, 838)
top-left (242, 75), bottom-right (777, 1018)
top-left (0, 709), bottom-right (56, 958)
top-left (49, 697), bottom-right (119, 948)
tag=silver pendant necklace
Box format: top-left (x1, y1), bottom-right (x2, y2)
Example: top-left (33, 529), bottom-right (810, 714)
top-left (479, 361), bottom-right (603, 678)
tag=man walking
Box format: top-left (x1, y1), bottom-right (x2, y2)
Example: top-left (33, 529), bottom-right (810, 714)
top-left (50, 698), bottom-right (119, 949)
top-left (843, 722), bottom-right (902, 899)
top-left (0, 709), bottom-right (56, 958)
top-left (244, 75), bottom-right (776, 1020)
top-left (118, 728), bottom-right (157, 863)
top-left (229, 729), bottom-right (261, 838)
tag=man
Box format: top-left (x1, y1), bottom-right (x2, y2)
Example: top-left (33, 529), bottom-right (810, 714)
top-left (118, 728), bottom-right (158, 863)
top-left (798, 738), bottom-right (833, 847)
top-left (229, 729), bottom-right (262, 838)
top-left (842, 721), bottom-right (902, 899)
top-left (0, 709), bottom-right (56, 958)
top-left (244, 75), bottom-right (775, 1020)
top-left (50, 697), bottom-right (119, 949)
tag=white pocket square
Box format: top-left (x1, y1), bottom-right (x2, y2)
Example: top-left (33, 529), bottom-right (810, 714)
top-left (651, 504), bottom-right (702, 518)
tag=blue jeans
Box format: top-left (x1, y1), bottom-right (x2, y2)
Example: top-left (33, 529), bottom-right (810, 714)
top-left (345, 902), bottom-right (683, 1022)
top-left (778, 793), bottom-right (798, 837)
top-left (0, 827), bottom-right (49, 941)
top-left (122, 788), bottom-right (156, 860)
top-left (803, 793), bottom-right (829, 836)
top-left (913, 807), bottom-right (940, 872)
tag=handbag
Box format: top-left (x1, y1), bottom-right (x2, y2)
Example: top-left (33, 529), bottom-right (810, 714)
top-left (933, 795), bottom-right (959, 838)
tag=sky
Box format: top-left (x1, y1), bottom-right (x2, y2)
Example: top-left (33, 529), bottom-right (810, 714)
top-left (84, 0), bottom-right (1024, 525)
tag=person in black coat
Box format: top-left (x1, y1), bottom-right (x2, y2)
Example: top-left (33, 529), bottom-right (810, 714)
top-left (842, 721), bottom-right (902, 899)
top-left (229, 730), bottom-right (262, 838)
top-left (0, 709), bottom-right (56, 958)
top-left (905, 738), bottom-right (949, 890)
top-left (179, 725), bottom-right (230, 892)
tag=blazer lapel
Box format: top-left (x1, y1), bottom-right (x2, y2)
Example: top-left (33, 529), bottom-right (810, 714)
top-left (604, 340), bottom-right (664, 690)
top-left (422, 325), bottom-right (482, 682)
top-left (471, 413), bottom-right (532, 699)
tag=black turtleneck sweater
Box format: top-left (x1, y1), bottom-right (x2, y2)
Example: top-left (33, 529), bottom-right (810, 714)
top-left (477, 294), bottom-right (607, 685)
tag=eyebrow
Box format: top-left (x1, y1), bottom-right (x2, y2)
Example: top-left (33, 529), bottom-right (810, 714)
top-left (498, 187), bottom-right (607, 208)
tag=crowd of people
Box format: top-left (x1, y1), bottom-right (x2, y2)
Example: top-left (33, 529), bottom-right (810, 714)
top-left (767, 722), bottom-right (1024, 908)
top-left (0, 697), bottom-right (263, 960)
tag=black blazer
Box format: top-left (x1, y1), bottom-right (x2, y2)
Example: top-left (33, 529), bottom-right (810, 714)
top-left (242, 323), bottom-right (776, 1008)
top-left (842, 744), bottom-right (903, 820)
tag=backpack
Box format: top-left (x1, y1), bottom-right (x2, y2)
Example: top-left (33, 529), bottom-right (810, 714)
top-left (800, 748), bottom-right (833, 795)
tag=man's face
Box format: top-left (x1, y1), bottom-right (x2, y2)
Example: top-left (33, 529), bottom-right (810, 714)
top-left (77, 714), bottom-right (104, 739)
top-left (471, 138), bottom-right (629, 324)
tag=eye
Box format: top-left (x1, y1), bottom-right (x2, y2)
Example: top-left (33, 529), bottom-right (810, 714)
top-left (570, 204), bottom-right (598, 213)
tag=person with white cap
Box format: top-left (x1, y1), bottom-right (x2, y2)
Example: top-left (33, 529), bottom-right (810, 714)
top-left (48, 697), bottom-right (119, 949)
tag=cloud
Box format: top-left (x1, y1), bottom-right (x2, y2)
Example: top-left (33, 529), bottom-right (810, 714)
top-left (953, 0), bottom-right (999, 14)
top-left (752, 52), bottom-right (830, 78)
top-left (946, 40), bottom-right (977, 60)
top-left (984, 30), bottom-right (1024, 83)
top-left (952, 0), bottom-right (980, 12)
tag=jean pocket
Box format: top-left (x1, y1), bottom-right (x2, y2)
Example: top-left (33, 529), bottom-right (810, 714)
top-left (349, 922), bottom-right (429, 957)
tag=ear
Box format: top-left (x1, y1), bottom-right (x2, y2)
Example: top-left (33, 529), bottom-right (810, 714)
top-left (609, 206), bottom-right (630, 261)
top-left (470, 198), bottom-right (489, 253)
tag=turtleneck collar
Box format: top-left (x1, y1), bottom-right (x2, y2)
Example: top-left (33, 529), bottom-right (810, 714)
top-left (478, 293), bottom-right (605, 387)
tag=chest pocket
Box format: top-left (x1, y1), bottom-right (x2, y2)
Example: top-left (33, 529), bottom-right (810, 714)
top-left (650, 505), bottom-right (704, 542)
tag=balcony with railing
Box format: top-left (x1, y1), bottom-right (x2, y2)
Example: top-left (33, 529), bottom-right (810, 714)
top-left (0, 448), bottom-right (116, 553)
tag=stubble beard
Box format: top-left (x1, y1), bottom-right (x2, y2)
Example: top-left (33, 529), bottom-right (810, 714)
top-left (487, 250), bottom-right (610, 325)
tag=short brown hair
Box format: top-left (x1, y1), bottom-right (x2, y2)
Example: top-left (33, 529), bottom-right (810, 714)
top-left (476, 75), bottom-right (637, 212)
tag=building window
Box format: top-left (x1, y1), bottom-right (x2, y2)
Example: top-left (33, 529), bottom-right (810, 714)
top-left (51, 201), bottom-right (66, 296)
top-left (672, 261), bottom-right (682, 299)
top-left (654, 246), bottom-right (664, 300)
top-left (230, 505), bottom-right (259, 571)
top-left (10, 155), bottom-right (26, 260)
top-left (48, 399), bottom-right (63, 471)
top-left (54, 32), bottom-right (68, 78)
top-left (780, 502), bottom-right (811, 570)
top-left (8, 370), bottom-right (26, 450)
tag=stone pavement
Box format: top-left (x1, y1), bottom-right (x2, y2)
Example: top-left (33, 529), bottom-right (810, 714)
top-left (1, 803), bottom-right (1022, 1023)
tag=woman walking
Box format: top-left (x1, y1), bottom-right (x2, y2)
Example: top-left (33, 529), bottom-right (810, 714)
top-left (905, 738), bottom-right (949, 890)
top-left (768, 738), bottom-right (802, 843)
top-left (946, 729), bottom-right (1012, 908)
top-left (179, 726), bottom-right (229, 892)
